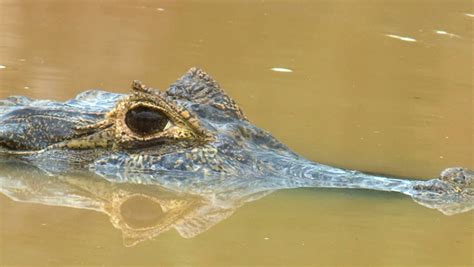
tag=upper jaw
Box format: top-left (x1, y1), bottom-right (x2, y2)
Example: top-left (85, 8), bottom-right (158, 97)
top-left (0, 94), bottom-right (113, 154)
top-left (0, 89), bottom-right (125, 153)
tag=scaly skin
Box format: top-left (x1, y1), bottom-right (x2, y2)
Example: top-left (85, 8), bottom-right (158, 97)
top-left (0, 68), bottom-right (472, 217)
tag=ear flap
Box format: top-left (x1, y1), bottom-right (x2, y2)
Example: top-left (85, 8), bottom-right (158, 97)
top-left (166, 68), bottom-right (247, 120)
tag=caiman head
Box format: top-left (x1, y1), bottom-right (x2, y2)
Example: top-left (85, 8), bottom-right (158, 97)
top-left (0, 68), bottom-right (295, 178)
top-left (0, 67), bottom-right (472, 216)
top-left (0, 68), bottom-right (289, 245)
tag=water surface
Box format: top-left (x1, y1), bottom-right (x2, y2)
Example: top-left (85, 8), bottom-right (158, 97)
top-left (0, 0), bottom-right (472, 266)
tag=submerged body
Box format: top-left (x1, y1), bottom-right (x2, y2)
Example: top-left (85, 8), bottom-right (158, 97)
top-left (0, 68), bottom-right (472, 218)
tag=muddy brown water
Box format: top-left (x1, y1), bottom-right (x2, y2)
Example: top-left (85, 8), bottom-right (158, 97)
top-left (0, 0), bottom-right (472, 266)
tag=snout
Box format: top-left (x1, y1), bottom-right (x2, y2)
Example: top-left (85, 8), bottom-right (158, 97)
top-left (0, 106), bottom-right (104, 151)
top-left (0, 91), bottom-right (118, 152)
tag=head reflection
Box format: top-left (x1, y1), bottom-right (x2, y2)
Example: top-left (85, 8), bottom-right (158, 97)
top-left (117, 194), bottom-right (164, 229)
top-left (0, 161), bottom-right (247, 247)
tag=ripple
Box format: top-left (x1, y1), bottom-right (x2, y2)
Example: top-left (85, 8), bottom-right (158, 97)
top-left (435, 30), bottom-right (460, 38)
top-left (270, 67), bottom-right (293, 73)
top-left (385, 34), bottom-right (417, 42)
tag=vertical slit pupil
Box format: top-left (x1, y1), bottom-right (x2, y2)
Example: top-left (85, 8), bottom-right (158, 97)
top-left (125, 106), bottom-right (169, 135)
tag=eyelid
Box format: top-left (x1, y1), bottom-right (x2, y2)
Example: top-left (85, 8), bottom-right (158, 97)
top-left (130, 102), bottom-right (187, 124)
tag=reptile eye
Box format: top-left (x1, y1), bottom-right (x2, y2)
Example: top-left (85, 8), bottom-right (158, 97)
top-left (125, 106), bottom-right (171, 136)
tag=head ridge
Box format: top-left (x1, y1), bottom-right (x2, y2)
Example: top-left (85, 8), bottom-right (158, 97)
top-left (166, 68), bottom-right (247, 122)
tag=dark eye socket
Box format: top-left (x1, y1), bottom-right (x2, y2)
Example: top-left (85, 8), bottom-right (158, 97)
top-left (125, 106), bottom-right (169, 136)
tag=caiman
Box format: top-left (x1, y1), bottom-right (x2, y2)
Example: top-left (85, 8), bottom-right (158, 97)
top-left (0, 67), bottom-right (473, 225)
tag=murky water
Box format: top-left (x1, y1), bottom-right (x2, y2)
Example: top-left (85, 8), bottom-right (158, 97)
top-left (0, 0), bottom-right (472, 266)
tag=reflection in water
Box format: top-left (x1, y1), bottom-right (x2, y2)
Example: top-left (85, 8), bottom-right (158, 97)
top-left (119, 195), bottom-right (164, 229)
top-left (1, 153), bottom-right (472, 247)
top-left (0, 160), bottom-right (266, 247)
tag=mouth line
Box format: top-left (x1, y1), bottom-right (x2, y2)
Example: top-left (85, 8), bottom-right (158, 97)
top-left (0, 149), bottom-right (38, 156)
top-left (0, 142), bottom-right (43, 156)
